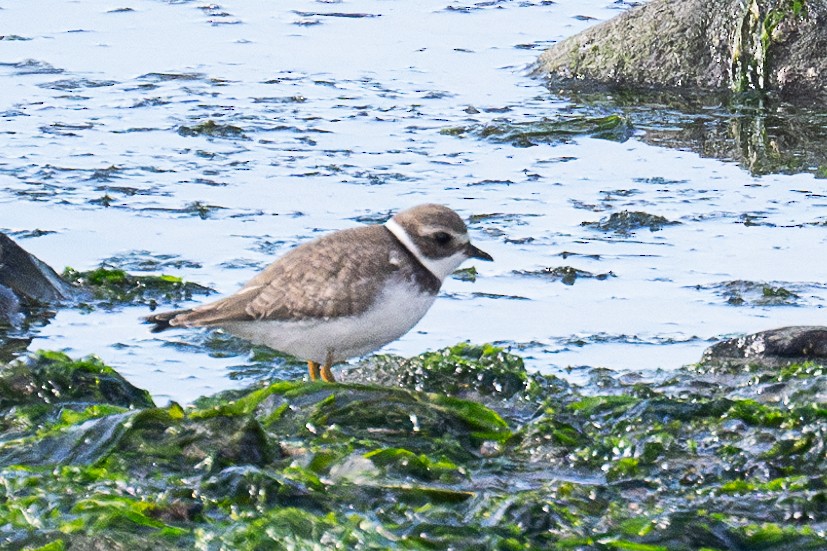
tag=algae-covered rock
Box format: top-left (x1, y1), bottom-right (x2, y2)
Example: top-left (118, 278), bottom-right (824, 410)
top-left (698, 280), bottom-right (803, 307)
top-left (0, 351), bottom-right (153, 446)
top-left (177, 119), bottom-right (246, 139)
top-left (340, 343), bottom-right (573, 420)
top-left (535, 0), bottom-right (827, 104)
top-left (0, 231), bottom-right (212, 335)
top-left (0, 350), bottom-right (153, 409)
top-left (62, 267), bottom-right (212, 309)
top-left (0, 343), bottom-right (825, 550)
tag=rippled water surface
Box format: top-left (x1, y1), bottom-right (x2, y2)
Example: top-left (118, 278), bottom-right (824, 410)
top-left (2, 0), bottom-right (826, 404)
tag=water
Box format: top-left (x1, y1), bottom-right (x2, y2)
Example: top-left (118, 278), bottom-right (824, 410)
top-left (1, 0), bottom-right (825, 404)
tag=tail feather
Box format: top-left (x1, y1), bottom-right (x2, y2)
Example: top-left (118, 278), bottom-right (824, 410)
top-left (144, 309), bottom-right (192, 333)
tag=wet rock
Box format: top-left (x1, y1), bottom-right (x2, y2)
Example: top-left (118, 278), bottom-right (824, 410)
top-left (0, 350), bottom-right (153, 409)
top-left (701, 325), bottom-right (827, 367)
top-left (0, 351), bottom-right (154, 466)
top-left (0, 286), bottom-right (22, 327)
top-left (0, 410), bottom-right (136, 467)
top-left (535, 0), bottom-right (827, 104)
top-left (0, 232), bottom-right (73, 324)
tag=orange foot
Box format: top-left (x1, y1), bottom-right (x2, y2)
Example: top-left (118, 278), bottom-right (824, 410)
top-left (307, 360), bottom-right (321, 381)
top-left (307, 360), bottom-right (336, 383)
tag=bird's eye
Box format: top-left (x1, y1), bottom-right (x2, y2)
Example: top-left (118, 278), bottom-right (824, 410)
top-left (433, 231), bottom-right (452, 245)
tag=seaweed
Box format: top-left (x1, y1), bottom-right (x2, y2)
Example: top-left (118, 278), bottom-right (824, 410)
top-left (0, 344), bottom-right (823, 549)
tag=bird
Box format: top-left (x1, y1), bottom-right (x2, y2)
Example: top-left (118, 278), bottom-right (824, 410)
top-left (145, 204), bottom-right (493, 383)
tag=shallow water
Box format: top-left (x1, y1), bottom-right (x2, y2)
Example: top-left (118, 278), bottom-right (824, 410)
top-left (1, 0), bottom-right (826, 404)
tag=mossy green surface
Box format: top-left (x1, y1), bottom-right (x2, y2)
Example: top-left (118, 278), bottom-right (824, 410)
top-left (0, 344), bottom-right (824, 549)
top-left (62, 266), bottom-right (212, 309)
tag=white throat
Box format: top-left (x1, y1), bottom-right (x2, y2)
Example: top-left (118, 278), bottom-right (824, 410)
top-left (384, 218), bottom-right (467, 282)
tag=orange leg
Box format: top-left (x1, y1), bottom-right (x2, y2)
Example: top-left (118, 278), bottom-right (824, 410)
top-left (307, 360), bottom-right (321, 381)
top-left (320, 363), bottom-right (336, 383)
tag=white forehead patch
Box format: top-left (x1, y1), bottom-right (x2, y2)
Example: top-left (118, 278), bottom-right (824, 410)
top-left (385, 218), bottom-right (470, 281)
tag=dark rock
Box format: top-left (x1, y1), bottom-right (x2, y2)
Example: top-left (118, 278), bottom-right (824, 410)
top-left (0, 232), bottom-right (72, 304)
top-left (535, 0), bottom-right (827, 104)
top-left (702, 325), bottom-right (827, 366)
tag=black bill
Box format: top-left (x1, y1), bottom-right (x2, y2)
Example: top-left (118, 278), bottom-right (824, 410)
top-left (466, 243), bottom-right (493, 262)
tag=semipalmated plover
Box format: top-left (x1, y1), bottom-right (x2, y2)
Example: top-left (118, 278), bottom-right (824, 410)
top-left (146, 204), bottom-right (493, 382)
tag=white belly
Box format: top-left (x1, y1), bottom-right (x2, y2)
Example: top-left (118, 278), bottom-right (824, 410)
top-left (220, 280), bottom-right (437, 364)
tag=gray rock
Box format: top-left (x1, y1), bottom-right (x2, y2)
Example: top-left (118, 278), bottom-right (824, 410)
top-left (535, 0), bottom-right (827, 103)
top-left (701, 326), bottom-right (827, 366)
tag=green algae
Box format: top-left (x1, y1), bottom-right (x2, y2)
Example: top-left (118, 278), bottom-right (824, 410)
top-left (0, 345), bottom-right (824, 549)
top-left (364, 448), bottom-right (463, 482)
top-left (62, 266), bottom-right (212, 309)
top-left (731, 0), bottom-right (809, 95)
top-left (452, 265), bottom-right (478, 282)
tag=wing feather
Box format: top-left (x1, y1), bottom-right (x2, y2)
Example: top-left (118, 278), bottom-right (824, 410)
top-left (166, 226), bottom-right (397, 327)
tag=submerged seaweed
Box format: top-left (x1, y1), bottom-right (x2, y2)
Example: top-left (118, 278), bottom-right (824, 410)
top-left (441, 113), bottom-right (634, 147)
top-left (582, 210), bottom-right (681, 234)
top-left (697, 280), bottom-right (805, 306)
top-left (0, 343), bottom-right (823, 549)
top-left (515, 266), bottom-right (616, 286)
top-left (177, 120), bottom-right (247, 139)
